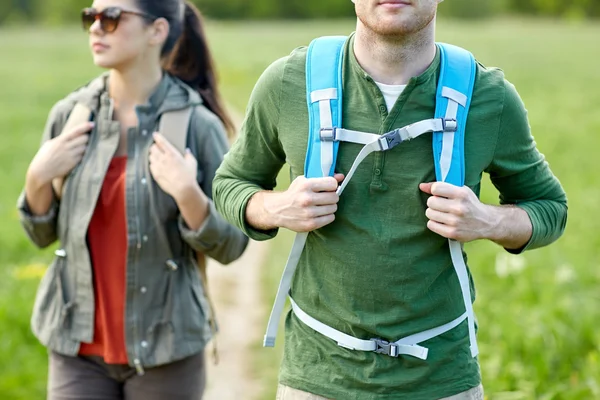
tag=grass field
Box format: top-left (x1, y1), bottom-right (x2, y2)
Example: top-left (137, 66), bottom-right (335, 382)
top-left (1, 18), bottom-right (599, 400)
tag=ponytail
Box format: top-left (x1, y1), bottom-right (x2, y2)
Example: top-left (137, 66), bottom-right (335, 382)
top-left (136, 0), bottom-right (235, 138)
top-left (163, 3), bottom-right (235, 138)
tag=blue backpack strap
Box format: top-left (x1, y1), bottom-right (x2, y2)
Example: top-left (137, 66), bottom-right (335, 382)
top-left (433, 42), bottom-right (479, 359)
top-left (263, 36), bottom-right (347, 348)
top-left (433, 43), bottom-right (476, 186)
top-left (305, 36), bottom-right (347, 178)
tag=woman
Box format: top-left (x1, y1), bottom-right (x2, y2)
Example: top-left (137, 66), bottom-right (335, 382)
top-left (17, 0), bottom-right (248, 398)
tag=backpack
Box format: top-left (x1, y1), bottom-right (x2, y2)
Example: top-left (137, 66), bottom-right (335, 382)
top-left (52, 103), bottom-right (220, 362)
top-left (263, 36), bottom-right (478, 361)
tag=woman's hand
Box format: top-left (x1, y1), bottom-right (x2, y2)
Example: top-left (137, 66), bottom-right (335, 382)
top-left (27, 122), bottom-right (93, 185)
top-left (148, 133), bottom-right (198, 202)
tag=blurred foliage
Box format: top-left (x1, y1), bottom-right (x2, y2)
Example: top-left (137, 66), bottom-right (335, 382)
top-left (437, 0), bottom-right (508, 20)
top-left (0, 0), bottom-right (599, 24)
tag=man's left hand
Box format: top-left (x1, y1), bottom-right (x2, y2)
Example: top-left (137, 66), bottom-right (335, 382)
top-left (419, 182), bottom-right (494, 243)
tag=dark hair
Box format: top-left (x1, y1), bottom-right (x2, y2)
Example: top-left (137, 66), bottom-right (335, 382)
top-left (136, 0), bottom-right (235, 137)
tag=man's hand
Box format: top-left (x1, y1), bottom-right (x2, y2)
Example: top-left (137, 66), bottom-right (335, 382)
top-left (420, 181), bottom-right (532, 249)
top-left (420, 182), bottom-right (492, 242)
top-left (247, 174), bottom-right (344, 233)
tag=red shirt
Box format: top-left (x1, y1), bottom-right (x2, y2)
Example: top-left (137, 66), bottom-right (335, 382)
top-left (79, 156), bottom-right (129, 364)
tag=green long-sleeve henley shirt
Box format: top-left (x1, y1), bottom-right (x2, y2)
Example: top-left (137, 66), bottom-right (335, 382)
top-left (213, 35), bottom-right (567, 399)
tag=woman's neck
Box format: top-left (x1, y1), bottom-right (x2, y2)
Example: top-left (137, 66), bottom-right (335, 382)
top-left (108, 63), bottom-right (163, 109)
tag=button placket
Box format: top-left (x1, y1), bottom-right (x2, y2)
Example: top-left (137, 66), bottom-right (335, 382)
top-left (371, 153), bottom-right (385, 185)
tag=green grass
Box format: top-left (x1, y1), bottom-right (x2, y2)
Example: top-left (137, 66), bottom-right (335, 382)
top-left (0, 18), bottom-right (599, 399)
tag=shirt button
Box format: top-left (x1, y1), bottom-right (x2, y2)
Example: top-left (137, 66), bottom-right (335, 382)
top-left (140, 287), bottom-right (147, 294)
top-left (379, 105), bottom-right (387, 113)
top-left (142, 130), bottom-right (148, 136)
top-left (141, 178), bottom-right (147, 185)
top-left (141, 341), bottom-right (148, 348)
top-left (374, 168), bottom-right (382, 176)
top-left (143, 235), bottom-right (148, 242)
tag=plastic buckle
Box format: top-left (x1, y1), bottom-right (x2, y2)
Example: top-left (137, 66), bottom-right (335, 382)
top-left (372, 338), bottom-right (400, 357)
top-left (378, 129), bottom-right (403, 151)
top-left (442, 118), bottom-right (458, 132)
top-left (320, 127), bottom-right (336, 141)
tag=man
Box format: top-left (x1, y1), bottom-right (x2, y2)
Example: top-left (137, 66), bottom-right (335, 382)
top-left (213, 0), bottom-right (567, 398)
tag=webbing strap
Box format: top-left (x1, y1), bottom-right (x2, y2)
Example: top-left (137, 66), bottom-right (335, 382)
top-left (264, 36), bottom-right (346, 348)
top-left (263, 232), bottom-right (308, 347)
top-left (265, 87), bottom-right (337, 347)
top-left (440, 96), bottom-right (460, 182)
top-left (329, 118), bottom-right (449, 146)
top-left (265, 118), bottom-right (455, 347)
top-left (449, 239), bottom-right (479, 357)
top-left (438, 88), bottom-right (479, 357)
top-left (439, 97), bottom-right (478, 357)
top-left (434, 43), bottom-right (479, 358)
top-left (319, 96), bottom-right (335, 178)
top-left (336, 139), bottom-right (382, 195)
top-left (290, 299), bottom-right (429, 359)
top-left (291, 298), bottom-right (469, 360)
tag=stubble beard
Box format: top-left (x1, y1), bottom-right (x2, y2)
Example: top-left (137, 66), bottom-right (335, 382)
top-left (357, 6), bottom-right (436, 42)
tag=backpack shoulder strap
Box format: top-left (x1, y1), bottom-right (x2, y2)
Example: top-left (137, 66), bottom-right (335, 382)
top-left (432, 42), bottom-right (479, 358)
top-left (158, 106), bottom-right (193, 154)
top-left (433, 43), bottom-right (476, 186)
top-left (158, 105), bottom-right (221, 362)
top-left (304, 36), bottom-right (347, 179)
top-left (52, 102), bottom-right (93, 198)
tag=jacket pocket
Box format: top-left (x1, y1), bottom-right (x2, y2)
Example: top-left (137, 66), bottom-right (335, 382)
top-left (31, 253), bottom-right (71, 345)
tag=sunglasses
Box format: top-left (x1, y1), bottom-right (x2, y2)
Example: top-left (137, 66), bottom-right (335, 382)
top-left (81, 7), bottom-right (157, 33)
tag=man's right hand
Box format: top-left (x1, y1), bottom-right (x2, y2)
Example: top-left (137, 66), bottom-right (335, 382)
top-left (246, 174), bottom-right (344, 233)
top-left (27, 122), bottom-right (93, 186)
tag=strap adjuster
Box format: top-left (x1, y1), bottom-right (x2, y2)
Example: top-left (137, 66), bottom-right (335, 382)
top-left (378, 129), bottom-right (403, 151)
top-left (372, 338), bottom-right (399, 357)
top-left (320, 127), bottom-right (336, 141)
top-left (442, 118), bottom-right (458, 132)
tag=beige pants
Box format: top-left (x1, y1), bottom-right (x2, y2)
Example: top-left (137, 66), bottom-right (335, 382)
top-left (276, 383), bottom-right (484, 400)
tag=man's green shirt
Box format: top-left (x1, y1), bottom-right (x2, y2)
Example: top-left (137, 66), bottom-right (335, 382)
top-left (213, 36), bottom-right (567, 399)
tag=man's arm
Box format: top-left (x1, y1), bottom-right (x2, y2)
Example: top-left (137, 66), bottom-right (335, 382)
top-left (246, 174), bottom-right (343, 233)
top-left (420, 182), bottom-right (532, 250)
top-left (421, 80), bottom-right (567, 252)
top-left (213, 55), bottom-right (343, 239)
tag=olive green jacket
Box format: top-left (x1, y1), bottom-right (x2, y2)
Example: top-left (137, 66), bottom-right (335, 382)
top-left (17, 72), bottom-right (248, 369)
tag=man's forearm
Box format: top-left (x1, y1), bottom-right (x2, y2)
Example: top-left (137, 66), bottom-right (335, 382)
top-left (485, 204), bottom-right (533, 250)
top-left (245, 190), bottom-right (281, 231)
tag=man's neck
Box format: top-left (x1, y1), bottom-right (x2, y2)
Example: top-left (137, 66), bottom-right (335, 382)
top-left (353, 19), bottom-right (437, 85)
top-left (108, 62), bottom-right (163, 110)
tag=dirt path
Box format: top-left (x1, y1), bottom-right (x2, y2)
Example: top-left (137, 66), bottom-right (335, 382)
top-left (201, 107), bottom-right (271, 400)
top-left (201, 239), bottom-right (270, 400)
